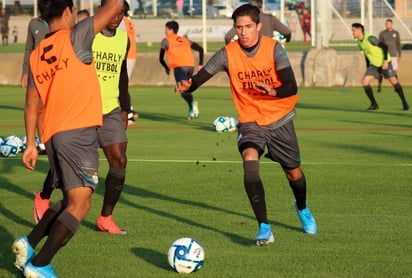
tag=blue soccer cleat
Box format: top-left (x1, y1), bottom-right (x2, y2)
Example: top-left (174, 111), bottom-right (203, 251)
top-left (255, 222), bottom-right (275, 246)
top-left (11, 236), bottom-right (35, 271)
top-left (295, 202), bottom-right (317, 234)
top-left (187, 108), bottom-right (195, 119)
top-left (24, 262), bottom-right (58, 278)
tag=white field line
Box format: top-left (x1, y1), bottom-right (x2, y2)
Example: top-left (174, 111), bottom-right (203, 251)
top-left (3, 157), bottom-right (412, 167)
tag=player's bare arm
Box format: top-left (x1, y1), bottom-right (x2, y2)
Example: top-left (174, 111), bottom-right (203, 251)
top-left (23, 86), bottom-right (40, 171)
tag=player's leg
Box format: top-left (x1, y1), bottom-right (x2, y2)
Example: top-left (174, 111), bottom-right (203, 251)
top-left (25, 187), bottom-right (91, 277)
top-left (238, 123), bottom-right (274, 245)
top-left (97, 109), bottom-right (128, 234)
top-left (391, 56), bottom-right (399, 79)
top-left (15, 128), bottom-right (99, 276)
top-left (384, 64), bottom-right (409, 110)
top-left (377, 73), bottom-right (383, 92)
top-left (175, 67), bottom-right (198, 119)
top-left (97, 142), bottom-right (127, 234)
top-left (268, 118), bottom-right (316, 234)
top-left (388, 77), bottom-right (409, 110)
top-left (13, 200), bottom-right (65, 271)
top-left (362, 71), bottom-right (379, 110)
top-left (33, 169), bottom-right (56, 223)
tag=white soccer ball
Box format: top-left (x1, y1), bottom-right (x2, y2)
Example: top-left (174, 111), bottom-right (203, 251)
top-left (213, 116), bottom-right (238, 133)
top-left (167, 237), bottom-right (205, 274)
top-left (0, 135), bottom-right (23, 157)
top-left (226, 116), bottom-right (239, 132)
top-left (22, 136), bottom-right (40, 151)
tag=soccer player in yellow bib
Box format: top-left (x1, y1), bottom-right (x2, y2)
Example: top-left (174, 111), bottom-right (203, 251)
top-left (352, 22), bottom-right (409, 111)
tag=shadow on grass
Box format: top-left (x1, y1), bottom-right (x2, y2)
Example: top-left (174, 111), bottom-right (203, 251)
top-left (297, 102), bottom-right (412, 119)
top-left (112, 185), bottom-right (301, 245)
top-left (0, 158), bottom-right (51, 277)
top-left (0, 105), bottom-right (24, 112)
top-left (134, 111), bottom-right (215, 132)
top-left (131, 247), bottom-right (171, 271)
top-left (0, 158), bottom-right (50, 229)
top-left (0, 225), bottom-right (25, 277)
top-left (341, 119), bottom-right (412, 129)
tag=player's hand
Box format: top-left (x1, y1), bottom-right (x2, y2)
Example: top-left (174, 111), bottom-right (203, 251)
top-left (175, 79), bottom-right (192, 94)
top-left (254, 81), bottom-right (277, 96)
top-left (165, 68), bottom-right (170, 75)
top-left (21, 74), bottom-right (28, 88)
top-left (197, 65), bottom-right (203, 72)
top-left (382, 60), bottom-right (388, 70)
top-left (23, 146), bottom-right (38, 171)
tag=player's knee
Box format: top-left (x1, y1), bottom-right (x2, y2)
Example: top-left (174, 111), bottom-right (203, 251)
top-left (284, 167), bottom-right (302, 181)
top-left (363, 85), bottom-right (372, 92)
top-left (393, 82), bottom-right (401, 92)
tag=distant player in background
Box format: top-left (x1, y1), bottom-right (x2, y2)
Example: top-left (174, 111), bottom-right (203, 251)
top-left (0, 8), bottom-right (9, 46)
top-left (176, 4), bottom-right (317, 245)
top-left (33, 0), bottom-right (132, 236)
top-left (351, 23), bottom-right (409, 111)
top-left (377, 19), bottom-right (401, 93)
top-left (119, 0), bottom-right (139, 124)
top-left (301, 8), bottom-right (311, 44)
top-left (12, 26), bottom-right (18, 43)
top-left (21, 16), bottom-right (50, 155)
top-left (76, 9), bottom-right (90, 22)
top-left (159, 20), bottom-right (204, 119)
top-left (224, 0), bottom-right (291, 44)
top-left (12, 0), bottom-right (123, 276)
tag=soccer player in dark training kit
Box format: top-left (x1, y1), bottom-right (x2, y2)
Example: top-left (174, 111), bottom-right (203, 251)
top-left (176, 4), bottom-right (317, 246)
top-left (377, 19), bottom-right (402, 92)
top-left (12, 0), bottom-right (123, 276)
top-left (351, 22), bottom-right (409, 111)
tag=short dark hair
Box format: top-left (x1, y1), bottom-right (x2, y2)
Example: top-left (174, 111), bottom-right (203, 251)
top-left (123, 0), bottom-right (130, 16)
top-left (385, 18), bottom-right (393, 23)
top-left (249, 0), bottom-right (262, 9)
top-left (166, 21), bottom-right (179, 33)
top-left (38, 0), bottom-right (74, 23)
top-left (231, 4), bottom-right (260, 24)
top-left (77, 9), bottom-right (90, 18)
top-left (351, 22), bottom-right (364, 33)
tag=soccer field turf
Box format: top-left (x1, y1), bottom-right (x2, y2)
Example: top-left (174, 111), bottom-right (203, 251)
top-left (0, 85), bottom-right (411, 277)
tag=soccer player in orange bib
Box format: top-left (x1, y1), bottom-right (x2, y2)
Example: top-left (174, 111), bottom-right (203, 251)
top-left (159, 21), bottom-right (204, 119)
top-left (176, 4), bottom-right (317, 245)
top-left (12, 0), bottom-right (123, 276)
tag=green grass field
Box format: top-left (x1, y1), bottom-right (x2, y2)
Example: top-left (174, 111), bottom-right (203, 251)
top-left (0, 40), bottom-right (358, 54)
top-left (0, 85), bottom-right (411, 277)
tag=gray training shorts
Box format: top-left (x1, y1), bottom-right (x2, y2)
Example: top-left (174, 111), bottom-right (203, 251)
top-left (365, 63), bottom-right (395, 79)
top-left (97, 108), bottom-right (128, 148)
top-left (46, 127), bottom-right (100, 191)
top-left (237, 110), bottom-right (301, 169)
